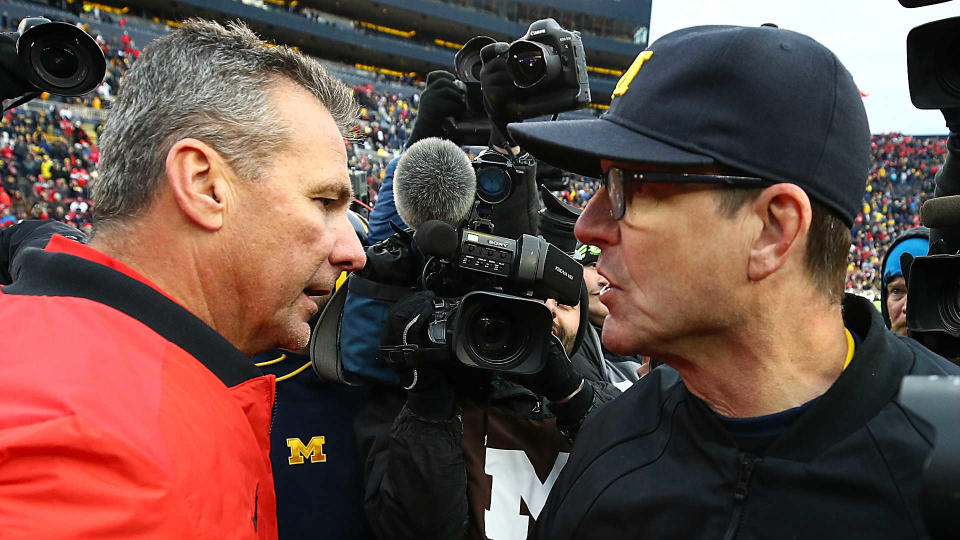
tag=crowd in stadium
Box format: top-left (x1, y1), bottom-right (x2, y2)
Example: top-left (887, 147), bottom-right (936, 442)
top-left (3, 6), bottom-right (959, 539)
top-left (0, 25), bottom-right (946, 302)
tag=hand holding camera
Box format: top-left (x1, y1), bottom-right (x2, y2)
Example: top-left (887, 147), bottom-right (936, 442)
top-left (379, 290), bottom-right (459, 419)
top-left (510, 334), bottom-right (584, 403)
top-left (448, 18), bottom-right (591, 149)
top-left (407, 70), bottom-right (468, 149)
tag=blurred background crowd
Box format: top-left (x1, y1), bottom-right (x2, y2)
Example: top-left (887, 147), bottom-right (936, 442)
top-left (0, 16), bottom-right (944, 304)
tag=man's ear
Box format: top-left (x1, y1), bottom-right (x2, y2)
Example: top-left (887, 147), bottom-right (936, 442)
top-left (165, 138), bottom-right (229, 231)
top-left (747, 184), bottom-right (811, 281)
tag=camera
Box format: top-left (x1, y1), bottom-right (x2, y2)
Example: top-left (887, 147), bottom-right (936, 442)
top-left (1, 17), bottom-right (105, 105)
top-left (411, 220), bottom-right (583, 373)
top-left (472, 147), bottom-right (523, 205)
top-left (451, 18), bottom-right (590, 125)
top-left (425, 292), bottom-right (552, 373)
top-left (899, 375), bottom-right (960, 540)
top-left (898, 3), bottom-right (960, 538)
top-left (494, 18), bottom-right (590, 120)
top-left (906, 16), bottom-right (960, 110)
top-left (899, 3), bottom-right (960, 363)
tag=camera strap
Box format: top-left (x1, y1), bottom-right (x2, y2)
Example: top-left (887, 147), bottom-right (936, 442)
top-left (379, 343), bottom-right (451, 369)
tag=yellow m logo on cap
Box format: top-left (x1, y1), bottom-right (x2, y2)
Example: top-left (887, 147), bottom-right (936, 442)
top-left (613, 51), bottom-right (654, 98)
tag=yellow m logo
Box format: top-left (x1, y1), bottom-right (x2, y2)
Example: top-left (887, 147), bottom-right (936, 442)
top-left (287, 436), bottom-right (327, 465)
top-left (613, 51), bottom-right (654, 98)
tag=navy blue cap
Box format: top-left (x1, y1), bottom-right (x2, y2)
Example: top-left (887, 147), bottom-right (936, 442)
top-left (508, 25), bottom-right (871, 227)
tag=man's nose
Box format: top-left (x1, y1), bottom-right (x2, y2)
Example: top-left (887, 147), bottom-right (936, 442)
top-left (332, 218), bottom-right (366, 272)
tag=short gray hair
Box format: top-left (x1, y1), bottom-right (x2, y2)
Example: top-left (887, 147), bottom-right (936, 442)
top-left (93, 19), bottom-right (358, 228)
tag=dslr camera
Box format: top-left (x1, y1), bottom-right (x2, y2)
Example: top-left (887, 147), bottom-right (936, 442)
top-left (450, 17), bottom-right (590, 128)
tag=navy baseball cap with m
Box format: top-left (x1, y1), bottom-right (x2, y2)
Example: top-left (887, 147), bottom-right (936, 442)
top-left (508, 24), bottom-right (871, 227)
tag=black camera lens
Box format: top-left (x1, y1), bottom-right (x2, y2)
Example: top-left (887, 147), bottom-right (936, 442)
top-left (511, 49), bottom-right (545, 86)
top-left (475, 166), bottom-right (510, 204)
top-left (939, 282), bottom-right (960, 335)
top-left (450, 292), bottom-right (552, 374)
top-left (30, 35), bottom-right (91, 89)
top-left (507, 40), bottom-right (561, 89)
top-left (467, 308), bottom-right (522, 364)
top-left (39, 44), bottom-right (80, 80)
top-left (16, 20), bottom-right (106, 96)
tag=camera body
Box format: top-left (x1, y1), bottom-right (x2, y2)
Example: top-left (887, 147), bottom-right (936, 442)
top-left (413, 220), bottom-right (582, 373)
top-left (452, 18), bottom-right (590, 125)
top-left (472, 147), bottom-right (527, 205)
top-left (502, 18), bottom-right (591, 119)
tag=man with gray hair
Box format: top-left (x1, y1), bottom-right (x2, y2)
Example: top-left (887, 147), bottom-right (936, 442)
top-left (0, 19), bottom-right (364, 538)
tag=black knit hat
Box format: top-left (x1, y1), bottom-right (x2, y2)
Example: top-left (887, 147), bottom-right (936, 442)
top-left (509, 24), bottom-right (871, 227)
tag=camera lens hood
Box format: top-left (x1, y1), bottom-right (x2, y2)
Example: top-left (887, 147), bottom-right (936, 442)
top-left (17, 20), bottom-right (106, 96)
top-left (507, 39), bottom-right (561, 89)
top-left (455, 35), bottom-right (497, 84)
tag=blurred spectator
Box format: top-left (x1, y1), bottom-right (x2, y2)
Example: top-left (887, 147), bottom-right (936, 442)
top-left (880, 227), bottom-right (930, 336)
top-left (846, 133), bottom-right (944, 301)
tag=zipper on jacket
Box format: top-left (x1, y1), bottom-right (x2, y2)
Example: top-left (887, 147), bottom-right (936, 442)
top-left (269, 381), bottom-right (279, 436)
top-left (722, 452), bottom-right (758, 540)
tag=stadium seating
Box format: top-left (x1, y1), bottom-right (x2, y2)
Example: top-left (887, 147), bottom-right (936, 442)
top-left (0, 21), bottom-right (945, 302)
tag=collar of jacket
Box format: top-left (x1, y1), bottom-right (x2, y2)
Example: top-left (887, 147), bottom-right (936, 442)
top-left (3, 247), bottom-right (263, 388)
top-left (679, 293), bottom-right (919, 461)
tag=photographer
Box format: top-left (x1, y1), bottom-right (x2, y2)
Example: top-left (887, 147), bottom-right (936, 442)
top-left (504, 24), bottom-right (960, 539)
top-left (351, 25), bottom-right (624, 538)
top-left (880, 227), bottom-right (929, 336)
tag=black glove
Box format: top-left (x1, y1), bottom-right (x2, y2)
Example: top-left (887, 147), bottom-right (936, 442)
top-left (479, 41), bottom-right (527, 149)
top-left (379, 290), bottom-right (457, 420)
top-left (513, 334), bottom-right (596, 436)
top-left (514, 334), bottom-right (584, 402)
top-left (406, 70), bottom-right (467, 149)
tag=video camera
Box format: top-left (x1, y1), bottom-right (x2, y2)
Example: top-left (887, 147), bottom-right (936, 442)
top-left (409, 220), bottom-right (582, 373)
top-left (0, 17), bottom-right (105, 110)
top-left (441, 17), bottom-right (590, 144)
top-left (896, 3), bottom-right (960, 539)
top-left (900, 3), bottom-right (960, 362)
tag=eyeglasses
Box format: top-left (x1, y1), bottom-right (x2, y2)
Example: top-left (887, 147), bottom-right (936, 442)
top-left (602, 168), bottom-right (769, 220)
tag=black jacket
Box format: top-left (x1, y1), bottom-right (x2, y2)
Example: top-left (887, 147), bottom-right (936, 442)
top-left (533, 294), bottom-right (960, 540)
top-left (356, 340), bottom-right (623, 540)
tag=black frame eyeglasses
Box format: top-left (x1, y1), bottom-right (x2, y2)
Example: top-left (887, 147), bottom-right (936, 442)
top-left (602, 168), bottom-right (769, 220)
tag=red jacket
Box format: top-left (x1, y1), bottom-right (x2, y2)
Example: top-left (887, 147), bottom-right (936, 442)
top-left (0, 236), bottom-right (278, 539)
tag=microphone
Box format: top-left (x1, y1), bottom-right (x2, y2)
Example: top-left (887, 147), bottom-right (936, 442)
top-left (921, 195), bottom-right (960, 229)
top-left (414, 220), bottom-right (459, 259)
top-left (394, 137), bottom-right (476, 230)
